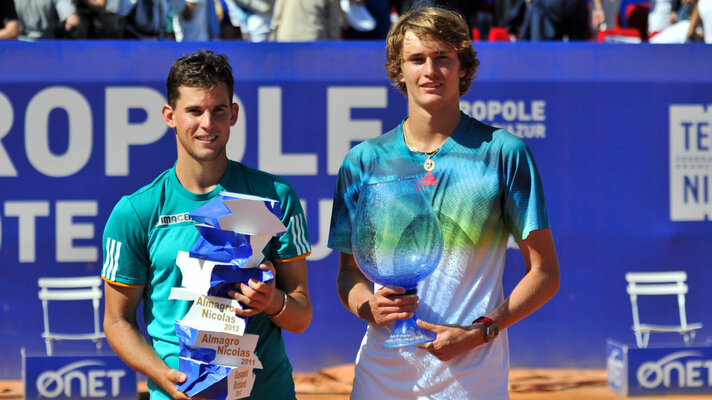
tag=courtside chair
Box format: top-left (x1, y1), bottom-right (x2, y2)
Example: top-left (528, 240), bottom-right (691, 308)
top-left (38, 276), bottom-right (106, 356)
top-left (625, 271), bottom-right (703, 348)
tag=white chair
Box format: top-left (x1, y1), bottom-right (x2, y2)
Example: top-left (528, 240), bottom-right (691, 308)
top-left (38, 276), bottom-right (106, 356)
top-left (625, 271), bottom-right (703, 348)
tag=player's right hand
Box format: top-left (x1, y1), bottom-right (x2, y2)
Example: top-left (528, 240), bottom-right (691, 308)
top-left (164, 368), bottom-right (191, 400)
top-left (369, 285), bottom-right (419, 325)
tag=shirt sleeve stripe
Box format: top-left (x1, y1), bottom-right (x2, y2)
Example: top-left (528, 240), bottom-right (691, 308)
top-left (292, 214), bottom-right (305, 254)
top-left (290, 214), bottom-right (310, 255)
top-left (299, 214), bottom-right (311, 252)
top-left (101, 276), bottom-right (144, 288)
top-left (273, 252), bottom-right (311, 263)
top-left (111, 241), bottom-right (122, 281)
top-left (102, 238), bottom-right (122, 282)
top-left (103, 238), bottom-right (116, 279)
top-left (289, 215), bottom-right (300, 254)
top-left (101, 237), bottom-right (112, 278)
top-left (108, 239), bottom-right (116, 281)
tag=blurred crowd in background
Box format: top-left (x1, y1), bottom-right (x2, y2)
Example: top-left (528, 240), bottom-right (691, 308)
top-left (0, 0), bottom-right (709, 43)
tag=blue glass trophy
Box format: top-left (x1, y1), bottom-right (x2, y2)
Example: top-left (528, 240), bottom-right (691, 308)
top-left (351, 179), bottom-right (444, 348)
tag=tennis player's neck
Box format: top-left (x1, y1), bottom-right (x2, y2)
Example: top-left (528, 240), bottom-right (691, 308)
top-left (406, 106), bottom-right (461, 144)
top-left (175, 157), bottom-right (227, 194)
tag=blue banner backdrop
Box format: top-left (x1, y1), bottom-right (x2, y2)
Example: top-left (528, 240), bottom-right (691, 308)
top-left (0, 42), bottom-right (711, 379)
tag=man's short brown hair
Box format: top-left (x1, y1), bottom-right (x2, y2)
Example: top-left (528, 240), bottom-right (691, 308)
top-left (385, 7), bottom-right (479, 96)
top-left (166, 50), bottom-right (235, 108)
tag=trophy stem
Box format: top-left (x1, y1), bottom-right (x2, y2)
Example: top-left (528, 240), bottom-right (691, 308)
top-left (382, 311), bottom-right (436, 349)
top-left (381, 287), bottom-right (436, 349)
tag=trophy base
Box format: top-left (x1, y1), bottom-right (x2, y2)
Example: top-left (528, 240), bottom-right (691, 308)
top-left (382, 316), bottom-right (436, 349)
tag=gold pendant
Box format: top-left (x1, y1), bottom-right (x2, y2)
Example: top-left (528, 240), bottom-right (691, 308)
top-left (424, 157), bottom-right (435, 172)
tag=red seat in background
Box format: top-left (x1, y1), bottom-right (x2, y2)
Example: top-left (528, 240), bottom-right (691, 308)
top-left (489, 27), bottom-right (513, 42)
top-left (472, 28), bottom-right (481, 41)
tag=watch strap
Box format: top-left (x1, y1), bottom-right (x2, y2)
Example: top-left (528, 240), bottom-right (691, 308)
top-left (473, 316), bottom-right (494, 327)
top-left (473, 316), bottom-right (498, 342)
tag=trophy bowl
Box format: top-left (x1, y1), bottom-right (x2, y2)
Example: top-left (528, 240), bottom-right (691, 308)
top-left (351, 178), bottom-right (444, 348)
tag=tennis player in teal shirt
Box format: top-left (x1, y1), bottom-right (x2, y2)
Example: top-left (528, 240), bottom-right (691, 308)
top-left (102, 50), bottom-right (312, 400)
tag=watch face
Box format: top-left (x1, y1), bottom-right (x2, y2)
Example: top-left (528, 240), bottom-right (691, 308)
top-left (486, 325), bottom-right (499, 341)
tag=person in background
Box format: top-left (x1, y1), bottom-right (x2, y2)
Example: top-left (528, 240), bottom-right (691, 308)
top-left (649, 0), bottom-right (699, 42)
top-left (102, 50), bottom-right (312, 400)
top-left (328, 6), bottom-right (559, 399)
top-left (342, 0), bottom-right (391, 39)
top-left (648, 0), bottom-right (675, 36)
top-left (591, 0), bottom-right (619, 33)
top-left (118, 0), bottom-right (170, 39)
top-left (518, 0), bottom-right (588, 40)
top-left (221, 0), bottom-right (273, 41)
top-left (73, 0), bottom-right (124, 38)
top-left (687, 0), bottom-right (711, 42)
top-left (270, 0), bottom-right (342, 41)
top-left (0, 0), bottom-right (19, 39)
top-left (15, 0), bottom-right (80, 39)
top-left (394, 0), bottom-right (479, 34)
top-left (170, 0), bottom-right (220, 41)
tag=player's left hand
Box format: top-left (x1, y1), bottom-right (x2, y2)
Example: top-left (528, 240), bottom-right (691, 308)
top-left (228, 261), bottom-right (277, 317)
top-left (415, 320), bottom-right (482, 361)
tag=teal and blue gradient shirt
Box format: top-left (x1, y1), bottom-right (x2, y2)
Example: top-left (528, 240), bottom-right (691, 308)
top-left (328, 112), bottom-right (549, 400)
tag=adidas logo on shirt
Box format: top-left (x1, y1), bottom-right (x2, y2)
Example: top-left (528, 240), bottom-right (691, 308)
top-left (420, 172), bottom-right (438, 187)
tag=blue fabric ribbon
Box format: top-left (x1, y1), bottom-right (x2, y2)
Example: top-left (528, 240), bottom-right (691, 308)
top-left (175, 323), bottom-right (218, 363)
top-left (208, 265), bottom-right (275, 297)
top-left (189, 192), bottom-right (283, 230)
top-left (176, 357), bottom-right (232, 399)
top-left (189, 225), bottom-right (253, 266)
top-left (189, 193), bottom-right (234, 228)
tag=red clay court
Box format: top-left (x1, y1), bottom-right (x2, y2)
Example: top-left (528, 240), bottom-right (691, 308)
top-left (3, 364), bottom-right (710, 400)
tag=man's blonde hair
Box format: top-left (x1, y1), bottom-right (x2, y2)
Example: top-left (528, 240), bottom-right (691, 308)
top-left (385, 7), bottom-right (479, 96)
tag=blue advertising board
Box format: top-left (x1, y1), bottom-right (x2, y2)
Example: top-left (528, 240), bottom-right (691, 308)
top-left (1, 41), bottom-right (711, 380)
top-left (23, 353), bottom-right (137, 399)
top-left (607, 340), bottom-right (712, 396)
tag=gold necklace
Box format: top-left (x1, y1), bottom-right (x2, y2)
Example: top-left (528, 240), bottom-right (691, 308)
top-left (403, 122), bottom-right (441, 172)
